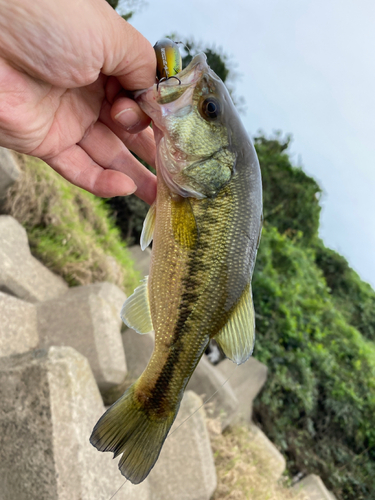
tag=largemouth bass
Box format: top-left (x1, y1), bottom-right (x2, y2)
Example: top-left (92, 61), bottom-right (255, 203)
top-left (90, 53), bottom-right (262, 484)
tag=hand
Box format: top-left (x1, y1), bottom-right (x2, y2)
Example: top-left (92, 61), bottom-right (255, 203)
top-left (0, 0), bottom-right (157, 204)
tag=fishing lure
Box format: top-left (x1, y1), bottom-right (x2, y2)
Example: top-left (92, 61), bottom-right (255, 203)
top-left (154, 37), bottom-right (182, 81)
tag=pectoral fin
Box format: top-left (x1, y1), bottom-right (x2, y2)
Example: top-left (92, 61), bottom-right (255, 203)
top-left (121, 276), bottom-right (153, 334)
top-left (215, 284), bottom-right (255, 364)
top-left (140, 202), bottom-right (156, 251)
top-left (171, 197), bottom-right (198, 249)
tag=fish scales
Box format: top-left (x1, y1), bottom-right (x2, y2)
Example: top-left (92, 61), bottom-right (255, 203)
top-left (90, 53), bottom-right (262, 485)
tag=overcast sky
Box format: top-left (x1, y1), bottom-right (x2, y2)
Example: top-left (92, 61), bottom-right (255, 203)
top-left (129, 0), bottom-right (375, 288)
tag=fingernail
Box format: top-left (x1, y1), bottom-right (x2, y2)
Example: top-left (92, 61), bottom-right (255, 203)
top-left (114, 108), bottom-right (141, 130)
top-left (124, 181), bottom-right (137, 196)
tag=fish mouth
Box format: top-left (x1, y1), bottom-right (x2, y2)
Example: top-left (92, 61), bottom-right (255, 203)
top-left (155, 53), bottom-right (207, 104)
top-left (135, 53), bottom-right (208, 114)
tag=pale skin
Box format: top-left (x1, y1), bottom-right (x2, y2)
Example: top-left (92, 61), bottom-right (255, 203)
top-left (0, 0), bottom-right (157, 204)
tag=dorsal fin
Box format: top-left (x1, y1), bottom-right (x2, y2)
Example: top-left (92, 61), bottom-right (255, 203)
top-left (140, 202), bottom-right (156, 251)
top-left (120, 276), bottom-right (153, 334)
top-left (215, 284), bottom-right (255, 364)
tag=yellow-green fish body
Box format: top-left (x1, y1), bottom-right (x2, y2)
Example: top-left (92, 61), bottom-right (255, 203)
top-left (90, 54), bottom-right (262, 484)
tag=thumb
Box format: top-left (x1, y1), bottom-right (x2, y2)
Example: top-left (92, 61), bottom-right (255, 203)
top-left (101, 7), bottom-right (156, 90)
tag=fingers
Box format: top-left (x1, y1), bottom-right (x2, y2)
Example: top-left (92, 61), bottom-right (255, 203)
top-left (102, 15), bottom-right (156, 91)
top-left (0, 0), bottom-right (156, 90)
top-left (78, 121), bottom-right (156, 205)
top-left (100, 99), bottom-right (157, 170)
top-left (111, 95), bottom-right (151, 134)
top-left (46, 144), bottom-right (138, 198)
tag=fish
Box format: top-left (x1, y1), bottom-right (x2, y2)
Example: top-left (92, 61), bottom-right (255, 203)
top-left (90, 52), bottom-right (263, 485)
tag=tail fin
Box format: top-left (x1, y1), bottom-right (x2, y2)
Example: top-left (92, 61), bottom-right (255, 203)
top-left (90, 384), bottom-right (177, 484)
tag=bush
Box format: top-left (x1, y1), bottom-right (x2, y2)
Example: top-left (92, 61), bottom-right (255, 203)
top-left (313, 241), bottom-right (375, 342)
top-left (254, 134), bottom-right (321, 245)
top-left (3, 154), bottom-right (139, 294)
top-left (252, 226), bottom-right (375, 499)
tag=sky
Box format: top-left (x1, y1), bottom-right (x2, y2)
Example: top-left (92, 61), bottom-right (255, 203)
top-left (128, 0), bottom-right (375, 288)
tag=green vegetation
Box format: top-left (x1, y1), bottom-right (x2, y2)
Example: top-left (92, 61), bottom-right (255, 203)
top-left (3, 154), bottom-right (139, 294)
top-left (251, 137), bottom-right (375, 499)
top-left (255, 134), bottom-right (321, 245)
top-left (313, 242), bottom-right (375, 342)
top-left (253, 225), bottom-right (375, 499)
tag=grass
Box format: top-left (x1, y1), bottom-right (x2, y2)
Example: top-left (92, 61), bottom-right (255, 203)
top-left (208, 421), bottom-right (307, 500)
top-left (3, 153), bottom-right (140, 294)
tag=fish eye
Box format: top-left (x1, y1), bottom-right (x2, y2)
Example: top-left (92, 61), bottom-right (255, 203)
top-left (199, 97), bottom-right (221, 120)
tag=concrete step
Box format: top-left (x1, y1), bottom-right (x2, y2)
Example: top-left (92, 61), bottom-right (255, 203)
top-left (217, 356), bottom-right (268, 423)
top-left (0, 215), bottom-right (68, 302)
top-left (37, 282), bottom-right (127, 395)
top-left (293, 474), bottom-right (336, 500)
top-left (0, 292), bottom-right (38, 358)
top-left (149, 390), bottom-right (217, 500)
top-left (122, 327), bottom-right (154, 385)
top-left (248, 423), bottom-right (286, 482)
top-left (187, 354), bottom-right (239, 430)
top-left (0, 147), bottom-right (20, 205)
top-left (0, 347), bottom-right (150, 500)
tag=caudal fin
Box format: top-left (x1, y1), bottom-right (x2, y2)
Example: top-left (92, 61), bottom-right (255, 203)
top-left (90, 384), bottom-right (176, 484)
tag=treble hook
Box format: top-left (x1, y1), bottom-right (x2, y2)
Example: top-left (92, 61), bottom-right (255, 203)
top-left (157, 75), bottom-right (182, 91)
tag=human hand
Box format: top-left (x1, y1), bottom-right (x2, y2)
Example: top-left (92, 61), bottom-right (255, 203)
top-left (0, 0), bottom-right (157, 204)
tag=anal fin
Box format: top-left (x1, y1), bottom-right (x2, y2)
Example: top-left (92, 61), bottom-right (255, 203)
top-left (215, 284), bottom-right (255, 365)
top-left (121, 276), bottom-right (153, 334)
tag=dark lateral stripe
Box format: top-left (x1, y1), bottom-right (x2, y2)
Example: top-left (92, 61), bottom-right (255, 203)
top-left (147, 195), bottom-right (227, 409)
top-left (147, 244), bottom-right (208, 408)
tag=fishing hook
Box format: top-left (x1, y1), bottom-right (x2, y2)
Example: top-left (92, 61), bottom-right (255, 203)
top-left (157, 75), bottom-right (182, 91)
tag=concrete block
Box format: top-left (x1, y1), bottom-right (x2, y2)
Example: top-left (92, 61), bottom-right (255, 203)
top-left (0, 215), bottom-right (68, 302)
top-left (122, 327), bottom-right (154, 385)
top-left (217, 356), bottom-right (268, 423)
top-left (292, 474), bottom-right (335, 500)
top-left (0, 147), bottom-right (20, 204)
top-left (149, 390), bottom-right (216, 500)
top-left (0, 346), bottom-right (150, 500)
top-left (102, 325), bottom-right (154, 406)
top-left (187, 354), bottom-right (239, 430)
top-left (0, 292), bottom-right (38, 357)
top-left (37, 282), bottom-right (127, 394)
top-left (248, 423), bottom-right (286, 481)
top-left (101, 327), bottom-right (155, 406)
top-left (128, 245), bottom-right (152, 277)
top-left (328, 492), bottom-right (338, 500)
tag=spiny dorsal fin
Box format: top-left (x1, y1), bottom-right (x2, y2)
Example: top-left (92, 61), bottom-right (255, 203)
top-left (215, 284), bottom-right (255, 365)
top-left (140, 202), bottom-right (156, 251)
top-left (120, 276), bottom-right (153, 334)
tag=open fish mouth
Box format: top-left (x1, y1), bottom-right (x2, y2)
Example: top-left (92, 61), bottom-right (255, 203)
top-left (155, 53), bottom-right (208, 104)
top-left (135, 54), bottom-right (209, 117)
